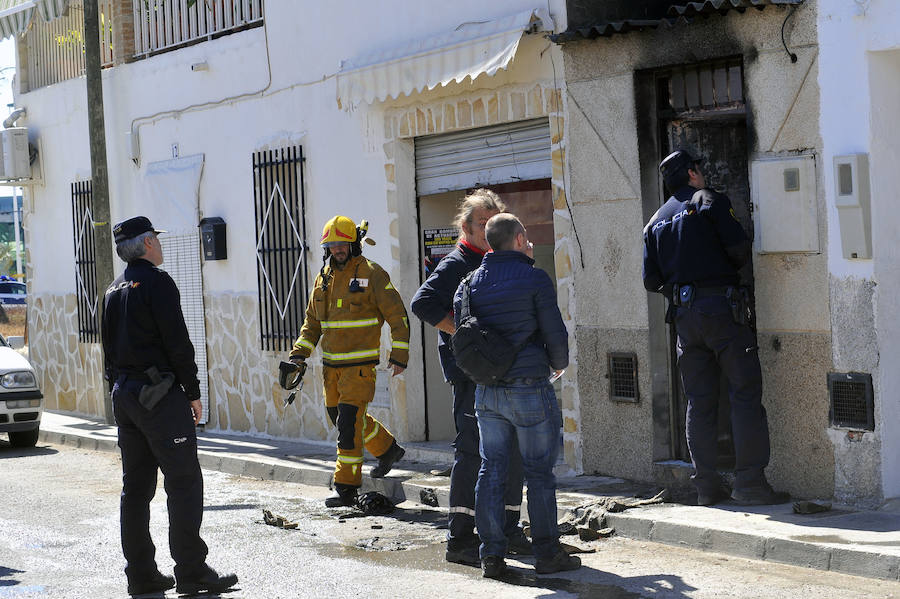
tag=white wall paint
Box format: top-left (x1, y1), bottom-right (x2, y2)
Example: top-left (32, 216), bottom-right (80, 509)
top-left (819, 0), bottom-right (900, 499)
top-left (818, 0), bottom-right (900, 278)
top-left (20, 0), bottom-right (565, 295)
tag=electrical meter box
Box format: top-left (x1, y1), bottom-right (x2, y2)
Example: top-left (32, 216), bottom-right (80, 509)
top-left (833, 154), bottom-right (872, 259)
top-left (0, 128), bottom-right (31, 180)
top-left (199, 217), bottom-right (227, 260)
top-left (751, 155), bottom-right (819, 253)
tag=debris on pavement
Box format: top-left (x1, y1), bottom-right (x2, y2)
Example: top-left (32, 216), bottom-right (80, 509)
top-left (357, 491), bottom-right (395, 516)
top-left (559, 488), bottom-right (670, 538)
top-left (560, 541), bottom-right (597, 555)
top-left (419, 488), bottom-right (439, 507)
top-left (429, 466), bottom-right (452, 477)
top-left (262, 509), bottom-right (298, 529)
top-left (793, 500), bottom-right (832, 514)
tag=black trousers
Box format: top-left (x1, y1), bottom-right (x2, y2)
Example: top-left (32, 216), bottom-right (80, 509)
top-left (675, 296), bottom-right (771, 493)
top-left (448, 378), bottom-right (523, 546)
top-left (112, 376), bottom-right (208, 582)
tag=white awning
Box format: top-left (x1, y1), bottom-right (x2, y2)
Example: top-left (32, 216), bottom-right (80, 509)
top-left (0, 0), bottom-right (72, 40)
top-left (336, 8), bottom-right (553, 107)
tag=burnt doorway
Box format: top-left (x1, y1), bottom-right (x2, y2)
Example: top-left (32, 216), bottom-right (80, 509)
top-left (655, 59), bottom-right (755, 467)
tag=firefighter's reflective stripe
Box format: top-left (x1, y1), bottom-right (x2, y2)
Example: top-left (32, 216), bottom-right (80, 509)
top-left (337, 454), bottom-right (364, 464)
top-left (391, 340), bottom-right (409, 350)
top-left (449, 506), bottom-right (476, 516)
top-left (506, 504), bottom-right (521, 512)
top-left (385, 282), bottom-right (394, 290)
top-left (321, 318), bottom-right (380, 329)
top-left (297, 337), bottom-right (315, 351)
top-left (364, 422), bottom-right (380, 443)
top-left (322, 348), bottom-right (380, 361)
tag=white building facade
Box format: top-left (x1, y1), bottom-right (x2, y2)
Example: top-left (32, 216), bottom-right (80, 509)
top-left (13, 1), bottom-right (584, 470)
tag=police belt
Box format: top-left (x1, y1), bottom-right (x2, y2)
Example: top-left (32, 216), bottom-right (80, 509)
top-left (672, 285), bottom-right (731, 307)
top-left (116, 368), bottom-right (174, 383)
top-left (495, 376), bottom-right (549, 386)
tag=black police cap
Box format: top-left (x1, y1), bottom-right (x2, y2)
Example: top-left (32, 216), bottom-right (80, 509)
top-left (113, 216), bottom-right (166, 244)
top-left (659, 150), bottom-right (702, 177)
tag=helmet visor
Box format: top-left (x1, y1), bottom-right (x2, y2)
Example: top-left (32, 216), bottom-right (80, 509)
top-left (322, 241), bottom-right (351, 249)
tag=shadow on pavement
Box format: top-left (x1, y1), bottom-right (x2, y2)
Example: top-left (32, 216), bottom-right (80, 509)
top-left (483, 564), bottom-right (696, 598)
top-left (0, 442), bottom-right (58, 458)
top-left (0, 565), bottom-right (23, 587)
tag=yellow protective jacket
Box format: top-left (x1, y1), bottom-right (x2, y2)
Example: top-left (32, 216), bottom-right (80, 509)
top-left (290, 255), bottom-right (410, 368)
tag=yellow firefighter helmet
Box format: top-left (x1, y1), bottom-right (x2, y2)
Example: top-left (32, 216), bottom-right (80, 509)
top-left (320, 215), bottom-right (357, 247)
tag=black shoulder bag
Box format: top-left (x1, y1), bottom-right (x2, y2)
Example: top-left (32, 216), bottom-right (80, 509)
top-left (451, 274), bottom-right (528, 386)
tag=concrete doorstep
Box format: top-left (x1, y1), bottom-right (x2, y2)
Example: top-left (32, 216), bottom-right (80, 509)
top-left (36, 410), bottom-right (900, 582)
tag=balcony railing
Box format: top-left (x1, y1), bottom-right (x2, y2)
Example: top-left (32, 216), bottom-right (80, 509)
top-left (24, 0), bottom-right (114, 91)
top-left (133, 0), bottom-right (263, 57)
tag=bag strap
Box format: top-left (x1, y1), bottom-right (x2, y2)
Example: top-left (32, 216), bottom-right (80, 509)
top-left (460, 270), bottom-right (533, 352)
top-left (459, 272), bottom-right (474, 320)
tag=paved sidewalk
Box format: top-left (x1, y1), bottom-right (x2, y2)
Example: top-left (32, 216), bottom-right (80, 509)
top-left (37, 410), bottom-right (900, 581)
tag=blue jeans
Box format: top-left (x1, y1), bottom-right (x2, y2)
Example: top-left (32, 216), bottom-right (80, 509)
top-left (448, 379), bottom-right (523, 548)
top-left (475, 380), bottom-right (561, 560)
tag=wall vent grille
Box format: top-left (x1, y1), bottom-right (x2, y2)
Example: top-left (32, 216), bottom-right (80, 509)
top-left (828, 372), bottom-right (874, 431)
top-left (608, 352), bottom-right (639, 403)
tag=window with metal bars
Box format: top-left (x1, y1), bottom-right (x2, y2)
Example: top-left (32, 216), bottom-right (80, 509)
top-left (252, 146), bottom-right (308, 352)
top-left (828, 372), bottom-right (874, 431)
top-left (657, 58), bottom-right (745, 116)
top-left (608, 352), bottom-right (639, 403)
top-left (71, 180), bottom-right (100, 343)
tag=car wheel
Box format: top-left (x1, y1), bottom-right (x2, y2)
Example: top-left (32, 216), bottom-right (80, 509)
top-left (9, 428), bottom-right (39, 447)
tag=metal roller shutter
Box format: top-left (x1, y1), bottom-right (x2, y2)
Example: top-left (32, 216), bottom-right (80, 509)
top-left (415, 118), bottom-right (552, 195)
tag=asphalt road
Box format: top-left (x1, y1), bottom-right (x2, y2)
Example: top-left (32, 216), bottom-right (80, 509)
top-left (2, 439), bottom-right (898, 599)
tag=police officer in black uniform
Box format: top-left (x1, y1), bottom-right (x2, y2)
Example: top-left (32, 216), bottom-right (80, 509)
top-left (102, 216), bottom-right (238, 596)
top-left (642, 151), bottom-right (788, 507)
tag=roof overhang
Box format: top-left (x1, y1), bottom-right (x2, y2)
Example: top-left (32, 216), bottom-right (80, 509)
top-left (551, 0), bottom-right (804, 43)
top-left (336, 8), bottom-right (553, 108)
top-left (0, 0), bottom-right (72, 40)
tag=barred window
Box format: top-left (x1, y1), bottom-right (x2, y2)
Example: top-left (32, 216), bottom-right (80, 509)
top-left (71, 180), bottom-right (100, 342)
top-left (253, 146), bottom-right (308, 352)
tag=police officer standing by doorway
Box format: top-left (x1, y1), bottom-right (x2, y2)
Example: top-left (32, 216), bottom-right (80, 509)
top-left (102, 216), bottom-right (238, 596)
top-left (642, 151), bottom-right (789, 507)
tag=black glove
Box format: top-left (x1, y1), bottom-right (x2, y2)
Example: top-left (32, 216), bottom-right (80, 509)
top-left (279, 360), bottom-right (306, 390)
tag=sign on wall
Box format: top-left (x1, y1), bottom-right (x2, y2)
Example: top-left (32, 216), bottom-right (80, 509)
top-left (423, 227), bottom-right (459, 276)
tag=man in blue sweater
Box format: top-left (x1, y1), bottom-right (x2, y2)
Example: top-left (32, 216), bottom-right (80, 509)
top-left (453, 213), bottom-right (579, 578)
top-left (411, 189), bottom-right (529, 566)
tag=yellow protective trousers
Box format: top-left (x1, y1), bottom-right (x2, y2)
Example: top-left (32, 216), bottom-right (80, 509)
top-left (323, 365), bottom-right (395, 487)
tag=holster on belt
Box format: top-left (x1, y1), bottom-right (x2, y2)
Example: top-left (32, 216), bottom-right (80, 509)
top-left (138, 365), bottom-right (175, 410)
top-left (726, 286), bottom-right (752, 327)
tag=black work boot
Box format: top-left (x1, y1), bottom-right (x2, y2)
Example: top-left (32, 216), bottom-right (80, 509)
top-left (175, 565), bottom-right (238, 595)
top-left (325, 483), bottom-right (359, 507)
top-left (370, 440), bottom-right (405, 478)
top-left (481, 555), bottom-right (507, 579)
top-left (697, 484), bottom-right (731, 506)
top-left (731, 482), bottom-right (790, 506)
top-left (506, 528), bottom-right (533, 556)
top-left (446, 536), bottom-right (480, 566)
top-left (127, 571), bottom-right (175, 596)
top-left (535, 549), bottom-right (581, 575)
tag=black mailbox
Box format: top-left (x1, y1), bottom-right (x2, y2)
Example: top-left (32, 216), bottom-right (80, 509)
top-left (199, 217), bottom-right (227, 260)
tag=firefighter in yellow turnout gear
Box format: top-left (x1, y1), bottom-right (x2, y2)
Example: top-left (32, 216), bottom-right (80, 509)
top-left (289, 216), bottom-right (409, 507)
